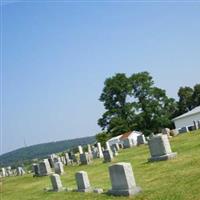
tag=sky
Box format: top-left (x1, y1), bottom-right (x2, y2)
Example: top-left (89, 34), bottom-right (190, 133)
top-left (1, 0), bottom-right (200, 154)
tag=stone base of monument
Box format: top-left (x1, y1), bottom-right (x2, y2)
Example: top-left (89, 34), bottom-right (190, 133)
top-left (148, 152), bottom-right (177, 162)
top-left (108, 186), bottom-right (142, 196)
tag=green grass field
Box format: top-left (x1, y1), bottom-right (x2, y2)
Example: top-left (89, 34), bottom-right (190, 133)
top-left (1, 130), bottom-right (200, 200)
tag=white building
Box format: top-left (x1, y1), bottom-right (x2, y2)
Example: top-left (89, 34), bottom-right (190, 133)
top-left (107, 131), bottom-right (142, 147)
top-left (107, 135), bottom-right (122, 147)
top-left (172, 106), bottom-right (200, 132)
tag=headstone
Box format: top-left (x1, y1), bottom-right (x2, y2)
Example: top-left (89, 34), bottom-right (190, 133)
top-left (106, 142), bottom-right (111, 151)
top-left (50, 174), bottom-right (64, 191)
top-left (137, 135), bottom-right (147, 145)
top-left (87, 144), bottom-right (92, 154)
top-left (78, 145), bottom-right (83, 154)
top-left (32, 163), bottom-right (40, 176)
top-left (97, 143), bottom-right (103, 158)
top-left (17, 167), bottom-right (25, 176)
top-left (6, 166), bottom-right (12, 176)
top-left (92, 147), bottom-right (98, 159)
top-left (108, 162), bottom-right (141, 196)
top-left (75, 171), bottom-right (91, 192)
top-left (60, 156), bottom-right (66, 165)
top-left (112, 143), bottom-right (120, 151)
top-left (80, 152), bottom-right (91, 165)
top-left (48, 154), bottom-right (55, 168)
top-left (53, 156), bottom-right (61, 164)
top-left (64, 153), bottom-right (73, 165)
top-left (162, 128), bottom-right (170, 136)
top-left (193, 120), bottom-right (198, 130)
top-left (123, 138), bottom-right (133, 148)
top-left (111, 146), bottom-right (118, 156)
top-left (198, 120), bottom-right (200, 129)
top-left (54, 162), bottom-right (64, 175)
top-left (39, 159), bottom-right (52, 176)
top-left (118, 143), bottom-right (124, 149)
top-left (1, 168), bottom-right (6, 177)
top-left (103, 150), bottom-right (113, 162)
top-left (148, 134), bottom-right (177, 161)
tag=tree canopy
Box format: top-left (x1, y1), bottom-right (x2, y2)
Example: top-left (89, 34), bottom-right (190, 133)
top-left (98, 72), bottom-right (177, 137)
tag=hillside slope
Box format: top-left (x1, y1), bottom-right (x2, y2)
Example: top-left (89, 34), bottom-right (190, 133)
top-left (0, 136), bottom-right (96, 167)
top-left (1, 130), bottom-right (200, 200)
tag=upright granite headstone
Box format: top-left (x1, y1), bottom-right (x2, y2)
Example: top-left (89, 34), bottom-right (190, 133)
top-left (193, 120), bottom-right (198, 130)
top-left (148, 134), bottom-right (177, 161)
top-left (198, 120), bottom-right (200, 129)
top-left (97, 142), bottom-right (103, 158)
top-left (123, 138), bottom-right (133, 148)
top-left (64, 153), bottom-right (72, 165)
top-left (137, 134), bottom-right (147, 145)
top-left (78, 145), bottom-right (83, 154)
top-left (1, 168), bottom-right (6, 177)
top-left (6, 166), bottom-right (12, 176)
top-left (111, 146), bottom-right (118, 156)
top-left (103, 150), bottom-right (113, 162)
top-left (54, 162), bottom-right (64, 175)
top-left (75, 171), bottom-right (91, 192)
top-left (17, 167), bottom-right (25, 176)
top-left (32, 163), bottom-right (40, 176)
top-left (108, 162), bottom-right (141, 196)
top-left (80, 152), bottom-right (91, 165)
top-left (39, 159), bottom-right (52, 176)
top-left (106, 142), bottom-right (111, 151)
top-left (50, 174), bottom-right (64, 191)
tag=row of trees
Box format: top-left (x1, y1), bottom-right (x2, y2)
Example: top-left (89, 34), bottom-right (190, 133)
top-left (96, 71), bottom-right (200, 143)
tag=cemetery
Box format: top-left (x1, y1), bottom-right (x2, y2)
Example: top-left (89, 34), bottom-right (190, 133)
top-left (1, 129), bottom-right (200, 200)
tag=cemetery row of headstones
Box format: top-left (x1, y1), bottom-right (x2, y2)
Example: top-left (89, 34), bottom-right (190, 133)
top-left (0, 166), bottom-right (26, 178)
top-left (35, 132), bottom-right (177, 197)
top-left (48, 162), bottom-right (141, 196)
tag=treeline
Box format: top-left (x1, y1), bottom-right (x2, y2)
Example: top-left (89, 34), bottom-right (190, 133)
top-left (97, 71), bottom-right (200, 141)
top-left (0, 136), bottom-right (96, 167)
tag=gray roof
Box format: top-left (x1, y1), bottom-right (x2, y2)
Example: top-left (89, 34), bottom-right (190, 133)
top-left (172, 106), bottom-right (200, 121)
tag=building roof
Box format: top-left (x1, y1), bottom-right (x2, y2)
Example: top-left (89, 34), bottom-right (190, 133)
top-left (172, 106), bottom-right (200, 121)
top-left (107, 134), bottom-right (122, 142)
top-left (120, 131), bottom-right (132, 140)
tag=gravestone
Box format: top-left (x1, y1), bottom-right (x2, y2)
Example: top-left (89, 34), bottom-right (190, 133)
top-left (78, 145), bottom-right (83, 154)
top-left (111, 146), bottom-right (118, 156)
top-left (80, 152), bottom-right (91, 165)
top-left (97, 142), bottom-right (103, 158)
top-left (112, 143), bottom-right (120, 151)
top-left (6, 166), bottom-right (12, 176)
top-left (64, 153), bottom-right (73, 165)
top-left (108, 162), bottom-right (141, 196)
top-left (162, 128), bottom-right (171, 136)
top-left (17, 167), bottom-right (25, 176)
top-left (198, 120), bottom-right (200, 129)
top-left (87, 144), bottom-right (92, 154)
top-left (32, 163), bottom-right (40, 176)
top-left (75, 171), bottom-right (91, 192)
top-left (1, 168), bottom-right (6, 177)
top-left (103, 150), bottom-right (113, 162)
top-left (193, 120), bottom-right (198, 130)
top-left (92, 147), bottom-right (98, 159)
top-left (106, 142), bottom-right (111, 151)
top-left (50, 174), bottom-right (64, 191)
top-left (137, 134), bottom-right (147, 145)
top-left (39, 159), bottom-right (52, 176)
top-left (54, 162), bottom-right (64, 175)
top-left (48, 154), bottom-right (56, 168)
top-left (123, 138), bottom-right (133, 148)
top-left (148, 134), bottom-right (177, 161)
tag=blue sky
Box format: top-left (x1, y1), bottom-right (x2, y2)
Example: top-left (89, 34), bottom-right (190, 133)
top-left (1, 1), bottom-right (200, 153)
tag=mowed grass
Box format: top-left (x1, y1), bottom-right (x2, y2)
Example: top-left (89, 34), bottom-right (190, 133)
top-left (1, 130), bottom-right (200, 200)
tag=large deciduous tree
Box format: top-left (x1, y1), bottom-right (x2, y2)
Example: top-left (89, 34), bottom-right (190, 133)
top-left (98, 71), bottom-right (177, 136)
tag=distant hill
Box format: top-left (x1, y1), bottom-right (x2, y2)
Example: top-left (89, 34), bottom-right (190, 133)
top-left (0, 136), bottom-right (96, 167)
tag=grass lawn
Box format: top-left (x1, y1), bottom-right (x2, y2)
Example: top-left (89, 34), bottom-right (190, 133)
top-left (1, 130), bottom-right (200, 200)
